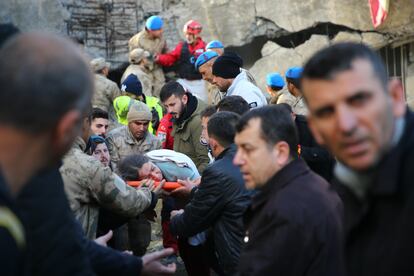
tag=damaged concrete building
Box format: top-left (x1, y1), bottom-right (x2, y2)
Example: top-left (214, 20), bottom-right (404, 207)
top-left (1, 0), bottom-right (414, 104)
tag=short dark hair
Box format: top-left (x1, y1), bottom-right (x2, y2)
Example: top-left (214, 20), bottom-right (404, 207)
top-left (117, 154), bottom-right (150, 181)
top-left (0, 32), bottom-right (93, 133)
top-left (216, 95), bottom-right (250, 115)
top-left (302, 42), bottom-right (388, 91)
top-left (286, 77), bottom-right (301, 89)
top-left (236, 105), bottom-right (298, 158)
top-left (278, 103), bottom-right (293, 113)
top-left (200, 105), bottom-right (217, 119)
top-left (92, 108), bottom-right (109, 120)
top-left (160, 81), bottom-right (186, 103)
top-left (207, 111), bottom-right (240, 148)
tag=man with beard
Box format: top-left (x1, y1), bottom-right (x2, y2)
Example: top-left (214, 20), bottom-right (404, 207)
top-left (212, 52), bottom-right (267, 109)
top-left (106, 101), bottom-right (162, 172)
top-left (160, 81), bottom-right (209, 172)
top-left (106, 101), bottom-right (162, 256)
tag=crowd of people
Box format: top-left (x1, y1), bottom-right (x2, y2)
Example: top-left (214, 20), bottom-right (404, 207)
top-left (0, 13), bottom-right (413, 276)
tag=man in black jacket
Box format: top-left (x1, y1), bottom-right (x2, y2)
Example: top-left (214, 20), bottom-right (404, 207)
top-left (0, 31), bottom-right (175, 275)
top-left (170, 111), bottom-right (252, 275)
top-left (234, 105), bottom-right (344, 276)
top-left (301, 43), bottom-right (412, 275)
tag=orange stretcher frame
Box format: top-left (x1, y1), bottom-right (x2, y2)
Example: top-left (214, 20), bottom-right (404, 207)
top-left (127, 181), bottom-right (182, 192)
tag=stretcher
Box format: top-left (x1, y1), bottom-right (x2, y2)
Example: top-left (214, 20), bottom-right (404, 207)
top-left (126, 181), bottom-right (182, 192)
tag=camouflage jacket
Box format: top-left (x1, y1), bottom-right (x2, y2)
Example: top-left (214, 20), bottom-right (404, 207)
top-left (207, 83), bottom-right (223, 105)
top-left (121, 65), bottom-right (153, 97)
top-left (292, 95), bottom-right (308, 116)
top-left (106, 126), bottom-right (162, 171)
top-left (128, 28), bottom-right (166, 55)
top-left (92, 74), bottom-right (122, 113)
top-left (276, 89), bottom-right (297, 106)
top-left (128, 29), bottom-right (166, 72)
top-left (60, 137), bottom-right (152, 239)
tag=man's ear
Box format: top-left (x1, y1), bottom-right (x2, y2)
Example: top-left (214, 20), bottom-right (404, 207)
top-left (182, 93), bottom-right (188, 105)
top-left (209, 136), bottom-right (218, 149)
top-left (307, 115), bottom-right (325, 147)
top-left (50, 110), bottom-right (82, 153)
top-left (388, 78), bottom-right (406, 118)
top-left (272, 141), bottom-right (291, 166)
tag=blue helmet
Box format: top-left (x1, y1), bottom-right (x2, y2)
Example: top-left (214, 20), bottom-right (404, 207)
top-left (194, 51), bottom-right (219, 70)
top-left (206, 40), bottom-right (224, 49)
top-left (266, 73), bottom-right (285, 88)
top-left (145, 15), bottom-right (163, 31)
top-left (285, 66), bottom-right (303, 79)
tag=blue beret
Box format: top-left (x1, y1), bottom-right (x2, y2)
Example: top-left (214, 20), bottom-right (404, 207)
top-left (121, 74), bottom-right (143, 96)
top-left (285, 67), bottom-right (303, 79)
top-left (206, 40), bottom-right (224, 49)
top-left (266, 73), bottom-right (285, 88)
top-left (145, 16), bottom-right (163, 31)
top-left (195, 51), bottom-right (219, 70)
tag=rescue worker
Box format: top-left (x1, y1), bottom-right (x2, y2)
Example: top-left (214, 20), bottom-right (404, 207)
top-left (195, 51), bottom-right (223, 105)
top-left (90, 57), bottom-right (122, 129)
top-left (266, 72), bottom-right (285, 104)
top-left (205, 41), bottom-right (257, 85)
top-left (113, 96), bottom-right (138, 126)
top-left (60, 110), bottom-right (156, 240)
top-left (107, 101), bottom-right (162, 171)
top-left (155, 20), bottom-right (208, 102)
top-left (160, 81), bottom-right (210, 173)
top-left (212, 52), bottom-right (267, 108)
top-left (156, 113), bottom-right (174, 150)
top-left (91, 108), bottom-right (109, 137)
top-left (206, 40), bottom-right (224, 56)
top-left (121, 48), bottom-right (153, 97)
top-left (121, 74), bottom-right (163, 134)
top-left (285, 66), bottom-right (308, 115)
top-left (128, 15), bottom-right (166, 97)
top-left (106, 101), bottom-right (162, 256)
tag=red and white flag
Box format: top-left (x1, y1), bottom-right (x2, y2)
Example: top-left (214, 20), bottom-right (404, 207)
top-left (369, 0), bottom-right (390, 28)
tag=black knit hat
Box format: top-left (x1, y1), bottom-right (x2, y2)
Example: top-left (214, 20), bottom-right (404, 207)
top-left (212, 52), bottom-right (243, 79)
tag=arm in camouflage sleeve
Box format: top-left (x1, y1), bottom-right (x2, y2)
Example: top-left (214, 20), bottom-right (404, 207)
top-left (89, 165), bottom-right (152, 217)
top-left (106, 134), bottom-right (120, 172)
top-left (109, 82), bottom-right (122, 103)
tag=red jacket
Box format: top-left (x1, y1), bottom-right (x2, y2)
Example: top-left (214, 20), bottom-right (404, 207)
top-left (156, 113), bottom-right (174, 150)
top-left (156, 38), bottom-right (206, 67)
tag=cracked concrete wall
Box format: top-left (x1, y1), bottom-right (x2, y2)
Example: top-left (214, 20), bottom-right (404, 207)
top-left (1, 0), bottom-right (414, 99)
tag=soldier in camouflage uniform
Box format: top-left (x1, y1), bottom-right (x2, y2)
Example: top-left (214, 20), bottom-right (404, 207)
top-left (285, 66), bottom-right (308, 115)
top-left (106, 101), bottom-right (161, 255)
top-left (90, 58), bottom-right (122, 130)
top-left (60, 134), bottom-right (154, 240)
top-left (128, 16), bottom-right (166, 97)
top-left (121, 48), bottom-right (153, 97)
top-left (106, 101), bottom-right (162, 171)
